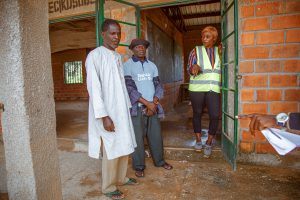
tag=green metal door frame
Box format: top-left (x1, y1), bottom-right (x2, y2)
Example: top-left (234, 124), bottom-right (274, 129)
top-left (48, 0), bottom-right (240, 170)
top-left (48, 0), bottom-right (207, 47)
top-left (220, 0), bottom-right (239, 171)
top-left (96, 0), bottom-right (141, 47)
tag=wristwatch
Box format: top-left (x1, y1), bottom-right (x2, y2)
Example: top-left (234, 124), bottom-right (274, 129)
top-left (276, 113), bottom-right (289, 127)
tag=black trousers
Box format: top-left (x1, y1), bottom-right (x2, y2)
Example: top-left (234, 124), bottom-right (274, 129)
top-left (189, 91), bottom-right (220, 135)
top-left (131, 107), bottom-right (165, 171)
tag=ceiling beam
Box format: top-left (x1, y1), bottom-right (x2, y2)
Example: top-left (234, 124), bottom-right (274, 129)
top-left (162, 7), bottom-right (184, 33)
top-left (163, 0), bottom-right (220, 11)
top-left (174, 6), bottom-right (187, 32)
top-left (186, 23), bottom-right (220, 31)
top-left (182, 11), bottom-right (220, 19)
top-left (181, 0), bottom-right (220, 7)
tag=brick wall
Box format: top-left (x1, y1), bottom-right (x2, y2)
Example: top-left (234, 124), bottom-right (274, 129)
top-left (239, 0), bottom-right (300, 154)
top-left (141, 9), bottom-right (184, 111)
top-left (51, 48), bottom-right (89, 100)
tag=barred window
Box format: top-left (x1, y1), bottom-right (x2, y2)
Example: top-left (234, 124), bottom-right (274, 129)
top-left (64, 61), bottom-right (83, 84)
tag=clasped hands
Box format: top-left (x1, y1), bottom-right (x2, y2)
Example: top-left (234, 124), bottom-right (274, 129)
top-left (102, 96), bottom-right (160, 132)
top-left (143, 96), bottom-right (159, 117)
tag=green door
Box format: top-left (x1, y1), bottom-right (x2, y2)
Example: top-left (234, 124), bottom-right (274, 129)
top-left (220, 0), bottom-right (239, 170)
top-left (96, 0), bottom-right (141, 47)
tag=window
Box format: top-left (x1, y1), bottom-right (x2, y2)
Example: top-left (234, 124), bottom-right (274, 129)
top-left (64, 61), bottom-right (83, 84)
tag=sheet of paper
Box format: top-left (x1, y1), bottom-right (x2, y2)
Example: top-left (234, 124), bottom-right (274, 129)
top-left (261, 128), bottom-right (300, 155)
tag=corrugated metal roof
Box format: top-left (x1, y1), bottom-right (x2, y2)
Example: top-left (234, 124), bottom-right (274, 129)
top-left (161, 0), bottom-right (221, 31)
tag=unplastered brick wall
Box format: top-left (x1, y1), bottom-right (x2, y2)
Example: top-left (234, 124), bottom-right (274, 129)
top-left (51, 48), bottom-right (89, 100)
top-left (141, 9), bottom-right (184, 111)
top-left (239, 0), bottom-right (300, 154)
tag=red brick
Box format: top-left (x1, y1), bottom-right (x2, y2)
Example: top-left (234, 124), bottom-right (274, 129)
top-left (271, 45), bottom-right (300, 58)
top-left (286, 1), bottom-right (300, 13)
top-left (116, 46), bottom-right (127, 54)
top-left (286, 29), bottom-right (300, 43)
top-left (255, 143), bottom-right (277, 154)
top-left (240, 0), bottom-right (264, 3)
top-left (241, 89), bottom-right (255, 101)
top-left (255, 60), bottom-right (281, 73)
top-left (240, 61), bottom-right (254, 73)
top-left (270, 75), bottom-right (298, 87)
top-left (120, 32), bottom-right (126, 42)
top-left (241, 32), bottom-right (255, 45)
top-left (242, 103), bottom-right (268, 114)
top-left (111, 9), bottom-right (124, 20)
top-left (240, 141), bottom-right (254, 153)
top-left (256, 31), bottom-right (284, 45)
top-left (243, 47), bottom-right (270, 59)
top-left (270, 102), bottom-right (298, 114)
top-left (243, 75), bottom-right (268, 87)
top-left (242, 18), bottom-right (269, 31)
top-left (284, 89), bottom-right (300, 101)
top-left (255, 2), bottom-right (281, 16)
top-left (283, 60), bottom-right (300, 72)
top-left (241, 5), bottom-right (254, 18)
top-left (242, 130), bottom-right (254, 142)
top-left (254, 131), bottom-right (267, 142)
top-left (272, 15), bottom-right (300, 29)
top-left (51, 49), bottom-right (88, 100)
top-left (256, 90), bottom-right (282, 101)
top-left (239, 118), bottom-right (251, 129)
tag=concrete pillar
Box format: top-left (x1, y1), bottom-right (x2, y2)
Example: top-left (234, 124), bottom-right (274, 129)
top-left (0, 1), bottom-right (62, 199)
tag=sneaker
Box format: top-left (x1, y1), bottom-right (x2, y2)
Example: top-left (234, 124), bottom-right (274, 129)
top-left (203, 144), bottom-right (212, 158)
top-left (211, 138), bottom-right (217, 147)
top-left (194, 142), bottom-right (203, 152)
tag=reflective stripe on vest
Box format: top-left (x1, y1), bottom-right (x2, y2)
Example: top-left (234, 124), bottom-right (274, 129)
top-left (189, 46), bottom-right (221, 93)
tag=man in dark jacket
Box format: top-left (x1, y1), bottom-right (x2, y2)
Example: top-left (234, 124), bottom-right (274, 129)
top-left (123, 39), bottom-right (173, 178)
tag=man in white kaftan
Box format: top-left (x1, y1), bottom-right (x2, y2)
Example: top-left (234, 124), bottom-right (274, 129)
top-left (85, 19), bottom-right (137, 199)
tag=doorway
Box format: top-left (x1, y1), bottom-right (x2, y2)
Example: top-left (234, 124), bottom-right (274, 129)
top-left (48, 0), bottom-right (239, 170)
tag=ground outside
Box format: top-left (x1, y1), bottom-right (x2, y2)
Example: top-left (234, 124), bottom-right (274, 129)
top-left (56, 101), bottom-right (300, 199)
top-left (1, 101), bottom-right (300, 199)
top-left (1, 150), bottom-right (300, 200)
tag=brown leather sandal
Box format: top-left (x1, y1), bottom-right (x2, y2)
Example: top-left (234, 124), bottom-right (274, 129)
top-left (162, 162), bottom-right (173, 170)
top-left (104, 189), bottom-right (125, 200)
top-left (135, 170), bottom-right (144, 177)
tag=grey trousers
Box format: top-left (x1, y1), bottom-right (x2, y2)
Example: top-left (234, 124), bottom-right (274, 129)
top-left (131, 107), bottom-right (165, 171)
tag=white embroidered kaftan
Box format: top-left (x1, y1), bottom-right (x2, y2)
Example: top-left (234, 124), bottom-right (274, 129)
top-left (85, 46), bottom-right (137, 160)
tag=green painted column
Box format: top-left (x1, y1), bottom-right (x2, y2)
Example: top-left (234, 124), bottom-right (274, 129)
top-left (96, 0), bottom-right (105, 47)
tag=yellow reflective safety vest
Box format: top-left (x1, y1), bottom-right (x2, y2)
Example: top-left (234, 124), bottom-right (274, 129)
top-left (188, 46), bottom-right (221, 93)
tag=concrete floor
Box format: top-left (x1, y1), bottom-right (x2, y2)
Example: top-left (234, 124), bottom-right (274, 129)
top-left (53, 101), bottom-right (300, 200)
top-left (1, 101), bottom-right (300, 199)
top-left (1, 149), bottom-right (299, 200)
top-left (55, 100), bottom-right (220, 149)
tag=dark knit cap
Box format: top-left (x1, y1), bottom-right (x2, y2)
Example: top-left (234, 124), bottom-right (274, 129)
top-left (129, 39), bottom-right (150, 49)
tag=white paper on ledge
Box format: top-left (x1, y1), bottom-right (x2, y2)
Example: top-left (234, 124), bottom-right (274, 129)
top-left (261, 128), bottom-right (300, 156)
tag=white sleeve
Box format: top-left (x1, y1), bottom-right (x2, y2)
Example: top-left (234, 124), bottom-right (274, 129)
top-left (85, 52), bottom-right (108, 119)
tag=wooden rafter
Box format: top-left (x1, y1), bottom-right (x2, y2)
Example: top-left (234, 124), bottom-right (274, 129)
top-left (161, 0), bottom-right (221, 32)
top-left (180, 0), bottom-right (220, 7)
top-left (182, 11), bottom-right (220, 19)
